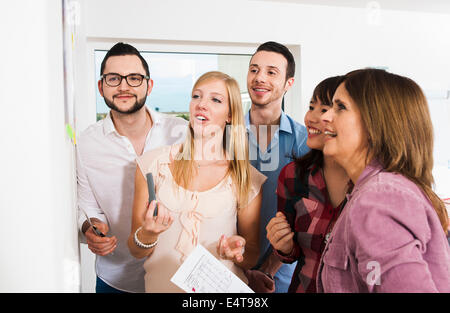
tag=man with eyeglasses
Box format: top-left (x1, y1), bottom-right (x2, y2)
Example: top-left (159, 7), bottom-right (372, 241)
top-left (76, 42), bottom-right (187, 293)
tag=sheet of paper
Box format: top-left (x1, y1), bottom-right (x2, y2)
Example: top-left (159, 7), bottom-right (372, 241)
top-left (170, 244), bottom-right (254, 293)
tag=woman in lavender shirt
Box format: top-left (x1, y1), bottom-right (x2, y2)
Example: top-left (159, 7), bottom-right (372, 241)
top-left (317, 69), bottom-right (450, 292)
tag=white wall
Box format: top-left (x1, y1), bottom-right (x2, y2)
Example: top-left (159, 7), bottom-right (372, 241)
top-left (0, 0), bottom-right (80, 292)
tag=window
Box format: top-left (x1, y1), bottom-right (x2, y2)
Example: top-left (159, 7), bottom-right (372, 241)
top-left (95, 50), bottom-right (252, 121)
top-left (427, 95), bottom-right (450, 199)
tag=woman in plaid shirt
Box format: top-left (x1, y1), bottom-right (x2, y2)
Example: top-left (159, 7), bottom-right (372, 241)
top-left (266, 76), bottom-right (351, 292)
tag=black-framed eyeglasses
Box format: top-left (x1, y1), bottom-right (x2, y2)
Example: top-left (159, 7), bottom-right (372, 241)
top-left (101, 73), bottom-right (150, 87)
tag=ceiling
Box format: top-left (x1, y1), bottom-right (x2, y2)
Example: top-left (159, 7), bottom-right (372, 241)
top-left (256, 0), bottom-right (450, 15)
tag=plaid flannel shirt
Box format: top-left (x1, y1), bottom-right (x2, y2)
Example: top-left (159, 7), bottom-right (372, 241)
top-left (274, 161), bottom-right (348, 293)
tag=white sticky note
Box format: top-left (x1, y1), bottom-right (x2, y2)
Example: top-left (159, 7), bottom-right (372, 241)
top-left (170, 244), bottom-right (254, 293)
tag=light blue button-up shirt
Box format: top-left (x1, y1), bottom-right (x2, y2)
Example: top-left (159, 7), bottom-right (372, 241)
top-left (245, 110), bottom-right (309, 293)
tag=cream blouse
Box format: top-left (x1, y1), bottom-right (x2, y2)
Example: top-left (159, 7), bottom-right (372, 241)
top-left (136, 144), bottom-right (266, 293)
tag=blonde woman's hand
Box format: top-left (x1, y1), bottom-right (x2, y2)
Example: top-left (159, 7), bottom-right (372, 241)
top-left (140, 200), bottom-right (174, 239)
top-left (217, 235), bottom-right (246, 263)
top-left (266, 212), bottom-right (294, 255)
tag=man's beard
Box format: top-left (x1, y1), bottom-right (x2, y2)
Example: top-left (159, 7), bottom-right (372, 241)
top-left (248, 82), bottom-right (287, 108)
top-left (104, 94), bottom-right (147, 115)
top-left (250, 98), bottom-right (270, 107)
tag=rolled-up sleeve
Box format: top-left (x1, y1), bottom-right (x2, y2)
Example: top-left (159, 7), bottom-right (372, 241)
top-left (76, 146), bottom-right (107, 237)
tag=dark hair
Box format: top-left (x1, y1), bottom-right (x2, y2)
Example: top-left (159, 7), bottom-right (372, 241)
top-left (311, 75), bottom-right (344, 107)
top-left (255, 41), bottom-right (295, 80)
top-left (100, 42), bottom-right (150, 76)
top-left (294, 75), bottom-right (343, 179)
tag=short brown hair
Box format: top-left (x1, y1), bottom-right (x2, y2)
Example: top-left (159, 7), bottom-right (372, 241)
top-left (255, 41), bottom-right (295, 80)
top-left (101, 42), bottom-right (149, 76)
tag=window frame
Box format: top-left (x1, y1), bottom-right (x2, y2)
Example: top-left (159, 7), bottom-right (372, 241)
top-left (78, 39), bottom-right (301, 132)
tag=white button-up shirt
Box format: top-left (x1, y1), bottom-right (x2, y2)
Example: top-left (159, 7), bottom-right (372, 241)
top-left (76, 108), bottom-right (188, 292)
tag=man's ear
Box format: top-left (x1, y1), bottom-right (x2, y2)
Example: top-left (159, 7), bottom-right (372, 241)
top-left (146, 79), bottom-right (154, 96)
top-left (98, 79), bottom-right (104, 97)
top-left (284, 77), bottom-right (295, 92)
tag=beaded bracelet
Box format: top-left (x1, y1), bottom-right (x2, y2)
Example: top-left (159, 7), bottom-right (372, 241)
top-left (134, 226), bottom-right (158, 249)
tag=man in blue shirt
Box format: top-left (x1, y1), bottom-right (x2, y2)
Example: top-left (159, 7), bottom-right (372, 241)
top-left (244, 42), bottom-right (309, 293)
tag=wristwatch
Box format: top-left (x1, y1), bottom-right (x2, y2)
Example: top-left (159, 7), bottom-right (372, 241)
top-left (262, 271), bottom-right (274, 280)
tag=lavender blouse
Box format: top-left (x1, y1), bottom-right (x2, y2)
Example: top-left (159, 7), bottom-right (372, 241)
top-left (317, 161), bottom-right (450, 292)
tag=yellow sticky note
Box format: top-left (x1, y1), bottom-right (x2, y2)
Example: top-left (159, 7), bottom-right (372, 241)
top-left (66, 123), bottom-right (76, 145)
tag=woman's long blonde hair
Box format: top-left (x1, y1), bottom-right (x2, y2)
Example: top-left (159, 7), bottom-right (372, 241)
top-left (342, 69), bottom-right (448, 234)
top-left (172, 71), bottom-right (251, 208)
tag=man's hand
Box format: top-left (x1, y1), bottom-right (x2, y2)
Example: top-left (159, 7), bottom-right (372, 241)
top-left (84, 220), bottom-right (117, 256)
top-left (244, 269), bottom-right (275, 293)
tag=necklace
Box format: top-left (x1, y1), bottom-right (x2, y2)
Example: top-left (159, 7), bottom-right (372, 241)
top-left (323, 195), bottom-right (348, 245)
top-left (324, 220), bottom-right (336, 245)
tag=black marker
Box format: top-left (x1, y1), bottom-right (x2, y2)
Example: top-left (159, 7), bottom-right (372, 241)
top-left (92, 225), bottom-right (106, 237)
top-left (81, 208), bottom-right (106, 237)
top-left (146, 173), bottom-right (158, 216)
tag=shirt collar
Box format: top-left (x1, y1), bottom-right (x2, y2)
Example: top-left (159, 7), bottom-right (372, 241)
top-left (279, 111), bottom-right (292, 134)
top-left (244, 110), bottom-right (292, 134)
top-left (103, 111), bottom-right (115, 135)
top-left (103, 106), bottom-right (159, 135)
top-left (245, 111), bottom-right (251, 129)
top-left (351, 159), bottom-right (383, 193)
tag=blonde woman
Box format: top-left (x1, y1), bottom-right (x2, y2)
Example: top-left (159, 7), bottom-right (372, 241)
top-left (127, 71), bottom-right (266, 292)
top-left (317, 69), bottom-right (450, 292)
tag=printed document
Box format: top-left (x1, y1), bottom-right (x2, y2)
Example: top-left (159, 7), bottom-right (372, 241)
top-left (170, 244), bottom-right (254, 293)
